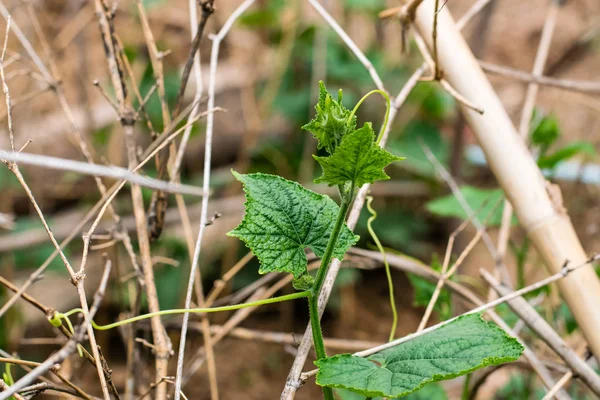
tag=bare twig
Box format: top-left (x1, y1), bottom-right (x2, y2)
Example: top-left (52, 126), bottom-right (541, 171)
top-left (173, 0), bottom-right (215, 118)
top-left (495, 0), bottom-right (560, 302)
top-left (174, 2), bottom-right (256, 399)
top-left (0, 150), bottom-right (205, 197)
top-left (0, 380), bottom-right (25, 400)
top-left (0, 261), bottom-right (112, 400)
top-left (483, 270), bottom-right (600, 397)
top-left (479, 60), bottom-right (600, 94)
top-left (355, 255), bottom-right (599, 358)
top-left (541, 371), bottom-right (574, 400)
top-left (306, 0), bottom-right (385, 92)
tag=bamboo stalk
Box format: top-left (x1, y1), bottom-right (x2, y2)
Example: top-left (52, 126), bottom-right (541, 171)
top-left (414, 0), bottom-right (600, 356)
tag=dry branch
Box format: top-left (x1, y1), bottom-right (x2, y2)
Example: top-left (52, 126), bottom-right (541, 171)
top-left (413, 0), bottom-right (600, 358)
top-left (483, 270), bottom-right (600, 397)
top-left (0, 149), bottom-right (205, 197)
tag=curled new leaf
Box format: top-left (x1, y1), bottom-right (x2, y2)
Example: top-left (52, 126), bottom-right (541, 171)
top-left (228, 172), bottom-right (359, 279)
top-left (313, 122), bottom-right (403, 187)
top-left (302, 81), bottom-right (356, 154)
top-left (315, 313), bottom-right (524, 398)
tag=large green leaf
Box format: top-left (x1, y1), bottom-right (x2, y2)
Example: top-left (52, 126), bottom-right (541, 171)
top-left (315, 313), bottom-right (523, 398)
top-left (313, 122), bottom-right (403, 187)
top-left (302, 81), bottom-right (356, 154)
top-left (228, 172), bottom-right (358, 279)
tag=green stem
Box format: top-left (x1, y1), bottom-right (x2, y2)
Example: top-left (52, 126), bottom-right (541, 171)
top-left (60, 290), bottom-right (311, 331)
top-left (366, 196), bottom-right (398, 342)
top-left (346, 89), bottom-right (391, 144)
top-left (461, 373), bottom-right (471, 400)
top-left (309, 191), bottom-right (353, 400)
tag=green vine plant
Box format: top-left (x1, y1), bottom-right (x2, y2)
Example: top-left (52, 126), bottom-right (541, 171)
top-left (49, 82), bottom-right (523, 399)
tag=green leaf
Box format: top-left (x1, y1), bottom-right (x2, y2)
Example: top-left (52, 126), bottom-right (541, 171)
top-left (537, 142), bottom-right (597, 170)
top-left (531, 113), bottom-right (560, 150)
top-left (228, 172), bottom-right (359, 279)
top-left (313, 122), bottom-right (403, 187)
top-left (315, 313), bottom-right (523, 398)
top-left (302, 81), bottom-right (357, 154)
top-left (425, 186), bottom-right (514, 227)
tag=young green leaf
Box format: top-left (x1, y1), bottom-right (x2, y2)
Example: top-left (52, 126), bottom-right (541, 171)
top-left (228, 172), bottom-right (359, 279)
top-left (313, 122), bottom-right (403, 187)
top-left (302, 81), bottom-right (357, 154)
top-left (315, 313), bottom-right (524, 398)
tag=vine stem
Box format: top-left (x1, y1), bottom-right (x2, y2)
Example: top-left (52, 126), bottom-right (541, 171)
top-left (57, 290), bottom-right (310, 331)
top-left (345, 89), bottom-right (391, 144)
top-left (309, 191), bottom-right (353, 400)
top-left (366, 196), bottom-right (398, 341)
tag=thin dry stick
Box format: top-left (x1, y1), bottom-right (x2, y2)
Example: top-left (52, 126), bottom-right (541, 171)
top-left (0, 2), bottom-right (52, 81)
top-left (182, 270), bottom-right (307, 385)
top-left (173, 2), bottom-right (257, 399)
top-left (170, 1), bottom-right (219, 399)
top-left (496, 0), bottom-right (560, 272)
top-left (298, 1), bottom-right (327, 184)
top-left (356, 255), bottom-right (599, 358)
top-left (421, 143), bottom-right (512, 285)
top-left (0, 107), bottom-right (213, 319)
top-left (0, 150), bottom-right (205, 197)
top-left (0, 380), bottom-right (25, 400)
top-left (0, 356), bottom-right (93, 400)
top-left (306, 0), bottom-right (386, 92)
top-left (0, 112), bottom-right (204, 317)
top-left (0, 17), bottom-right (13, 152)
top-left (483, 270), bottom-right (600, 397)
top-left (479, 60), bottom-right (600, 94)
top-left (173, 0), bottom-right (214, 118)
top-left (93, 1), bottom-right (171, 397)
top-left (0, 261), bottom-right (112, 400)
top-left (183, 325), bottom-right (384, 351)
top-left (205, 252), bottom-right (255, 307)
top-left (22, 3), bottom-right (145, 320)
top-left (413, 31), bottom-right (484, 114)
top-left (0, 20), bottom-right (110, 396)
top-left (541, 372), bottom-right (573, 400)
top-left (416, 202), bottom-right (495, 331)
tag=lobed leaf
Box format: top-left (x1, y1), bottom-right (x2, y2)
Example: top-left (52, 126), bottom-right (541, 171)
top-left (302, 81), bottom-right (356, 154)
top-left (228, 172), bottom-right (359, 279)
top-left (315, 313), bottom-right (524, 398)
top-left (313, 122), bottom-right (403, 187)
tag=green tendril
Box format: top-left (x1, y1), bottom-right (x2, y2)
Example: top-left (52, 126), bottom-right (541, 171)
top-left (346, 89), bottom-right (391, 145)
top-left (52, 290), bottom-right (311, 332)
top-left (366, 195), bottom-right (398, 342)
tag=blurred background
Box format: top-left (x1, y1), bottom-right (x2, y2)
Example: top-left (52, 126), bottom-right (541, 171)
top-left (0, 0), bottom-right (599, 398)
